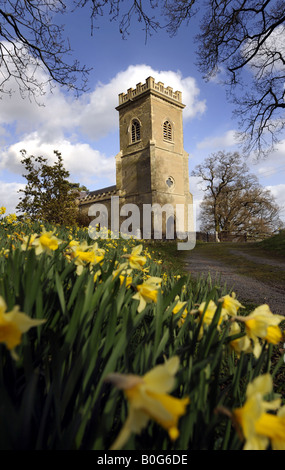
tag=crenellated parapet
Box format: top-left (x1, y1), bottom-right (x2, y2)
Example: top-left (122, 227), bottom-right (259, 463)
top-left (117, 76), bottom-right (184, 108)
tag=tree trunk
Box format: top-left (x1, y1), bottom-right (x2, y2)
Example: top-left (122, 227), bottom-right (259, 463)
top-left (215, 230), bottom-right (220, 242)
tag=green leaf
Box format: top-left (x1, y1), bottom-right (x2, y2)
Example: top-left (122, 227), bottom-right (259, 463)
top-left (55, 271), bottom-right (66, 314)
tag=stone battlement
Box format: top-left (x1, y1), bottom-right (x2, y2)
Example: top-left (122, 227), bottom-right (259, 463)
top-left (118, 76), bottom-right (183, 106)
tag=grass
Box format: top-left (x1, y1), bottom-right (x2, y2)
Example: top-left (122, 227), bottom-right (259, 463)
top-left (256, 229), bottom-right (285, 256)
top-left (144, 240), bottom-right (188, 274)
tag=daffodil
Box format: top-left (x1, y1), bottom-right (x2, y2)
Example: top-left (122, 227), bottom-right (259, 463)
top-left (197, 300), bottom-right (218, 323)
top-left (6, 213), bottom-right (17, 224)
top-left (233, 304), bottom-right (284, 358)
top-left (38, 230), bottom-right (62, 252)
top-left (68, 239), bottom-right (80, 247)
top-left (20, 233), bottom-right (39, 251)
top-left (122, 244), bottom-right (147, 270)
top-left (119, 270), bottom-right (133, 288)
top-left (0, 206), bottom-right (6, 215)
top-left (232, 374), bottom-right (285, 449)
top-left (228, 321), bottom-right (252, 357)
top-left (112, 262), bottom-right (128, 277)
top-left (93, 269), bottom-right (102, 283)
top-left (172, 296), bottom-right (188, 327)
top-left (192, 300), bottom-right (226, 339)
top-left (220, 292), bottom-right (245, 317)
top-left (28, 229), bottom-right (62, 255)
top-left (0, 296), bottom-right (46, 360)
top-left (68, 241), bottom-right (105, 274)
top-left (105, 356), bottom-right (189, 450)
top-left (112, 262), bottom-right (133, 287)
top-left (132, 277), bottom-right (162, 312)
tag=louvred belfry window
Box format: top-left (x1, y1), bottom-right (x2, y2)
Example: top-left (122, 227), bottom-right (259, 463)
top-left (163, 121), bottom-right (172, 141)
top-left (131, 120), bottom-right (141, 143)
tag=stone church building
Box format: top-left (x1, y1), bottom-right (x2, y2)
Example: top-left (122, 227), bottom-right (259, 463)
top-left (78, 76), bottom-right (193, 239)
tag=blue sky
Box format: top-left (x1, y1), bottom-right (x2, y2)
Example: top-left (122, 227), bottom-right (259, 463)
top-left (1, 3), bottom-right (285, 226)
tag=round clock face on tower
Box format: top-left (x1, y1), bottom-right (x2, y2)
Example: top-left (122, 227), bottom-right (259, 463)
top-left (166, 176), bottom-right (175, 189)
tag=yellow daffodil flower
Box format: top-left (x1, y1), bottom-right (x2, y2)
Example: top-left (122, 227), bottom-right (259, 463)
top-left (192, 300), bottom-right (227, 339)
top-left (112, 262), bottom-right (128, 277)
top-left (233, 304), bottom-right (284, 358)
top-left (0, 296), bottom-right (46, 360)
top-left (93, 269), bottom-right (102, 283)
top-left (112, 262), bottom-right (133, 287)
top-left (68, 239), bottom-right (80, 247)
top-left (132, 277), bottom-right (162, 312)
top-left (105, 356), bottom-right (190, 450)
top-left (20, 233), bottom-right (39, 251)
top-left (119, 270), bottom-right (133, 288)
top-left (0, 206), bottom-right (6, 215)
top-left (220, 292), bottom-right (245, 317)
top-left (264, 325), bottom-right (283, 344)
top-left (68, 241), bottom-right (105, 274)
top-left (228, 321), bottom-right (252, 357)
top-left (75, 250), bottom-right (96, 264)
top-left (123, 244), bottom-right (147, 270)
top-left (233, 374), bottom-right (285, 450)
top-left (197, 300), bottom-right (219, 323)
top-left (38, 230), bottom-right (61, 252)
top-left (172, 296), bottom-right (188, 327)
top-left (24, 229), bottom-right (62, 255)
top-left (6, 213), bottom-right (17, 224)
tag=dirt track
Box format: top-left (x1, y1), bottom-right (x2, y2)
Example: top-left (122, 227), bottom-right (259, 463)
top-left (183, 248), bottom-right (285, 315)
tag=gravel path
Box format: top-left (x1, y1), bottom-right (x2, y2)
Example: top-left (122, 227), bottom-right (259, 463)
top-left (183, 249), bottom-right (285, 315)
top-left (229, 249), bottom-right (285, 270)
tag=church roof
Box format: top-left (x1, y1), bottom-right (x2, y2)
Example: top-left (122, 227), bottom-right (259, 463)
top-left (87, 185), bottom-right (116, 197)
top-left (79, 185), bottom-right (117, 204)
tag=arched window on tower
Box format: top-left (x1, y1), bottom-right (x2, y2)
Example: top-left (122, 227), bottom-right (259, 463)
top-left (131, 119), bottom-right (141, 143)
top-left (163, 120), bottom-right (172, 141)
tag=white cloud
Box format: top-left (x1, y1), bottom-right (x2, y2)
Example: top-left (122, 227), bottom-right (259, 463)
top-left (0, 63), bottom-right (206, 143)
top-left (0, 86), bottom-right (82, 143)
top-left (197, 130), bottom-right (239, 150)
top-left (49, 64), bottom-right (206, 140)
top-left (249, 139), bottom-right (285, 180)
top-left (266, 184), bottom-right (285, 216)
top-left (79, 65), bottom-right (206, 140)
top-left (0, 62), bottom-right (206, 188)
top-left (1, 134), bottom-right (116, 188)
top-left (256, 165), bottom-right (280, 178)
top-left (243, 25), bottom-right (285, 76)
top-left (0, 181), bottom-right (25, 214)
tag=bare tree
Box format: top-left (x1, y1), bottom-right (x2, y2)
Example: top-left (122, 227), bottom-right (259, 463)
top-left (192, 151), bottom-right (283, 240)
top-left (77, 0), bottom-right (285, 158)
top-left (165, 0), bottom-right (285, 158)
top-left (0, 0), bottom-right (90, 99)
top-left (74, 0), bottom-right (161, 39)
top-left (0, 0), bottom-right (161, 99)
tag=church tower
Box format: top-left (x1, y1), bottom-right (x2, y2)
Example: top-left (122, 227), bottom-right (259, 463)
top-left (115, 76), bottom-right (193, 237)
top-left (78, 76), bottom-right (194, 240)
